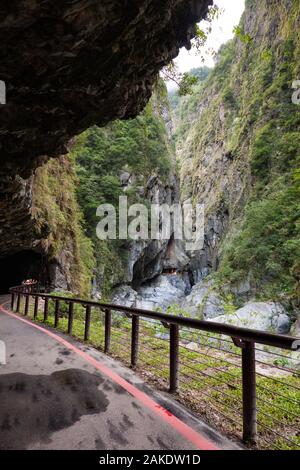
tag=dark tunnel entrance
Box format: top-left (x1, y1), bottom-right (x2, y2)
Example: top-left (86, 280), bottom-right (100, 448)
top-left (0, 250), bottom-right (50, 294)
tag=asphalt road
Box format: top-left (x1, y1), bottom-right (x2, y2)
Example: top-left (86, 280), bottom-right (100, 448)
top-left (0, 297), bottom-right (238, 450)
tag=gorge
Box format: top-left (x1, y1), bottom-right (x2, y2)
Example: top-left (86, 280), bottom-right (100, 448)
top-left (86, 0), bottom-right (300, 337)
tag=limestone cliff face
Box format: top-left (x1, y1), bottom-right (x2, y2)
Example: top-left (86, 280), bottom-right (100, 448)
top-left (175, 0), bottom-right (300, 303)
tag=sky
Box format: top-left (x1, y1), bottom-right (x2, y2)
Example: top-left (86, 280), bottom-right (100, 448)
top-left (173, 0), bottom-right (245, 74)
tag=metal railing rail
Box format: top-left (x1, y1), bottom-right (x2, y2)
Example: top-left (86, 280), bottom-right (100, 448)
top-left (9, 285), bottom-right (300, 447)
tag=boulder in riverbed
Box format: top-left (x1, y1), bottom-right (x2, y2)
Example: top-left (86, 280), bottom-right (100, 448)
top-left (180, 280), bottom-right (226, 319)
top-left (207, 301), bottom-right (291, 334)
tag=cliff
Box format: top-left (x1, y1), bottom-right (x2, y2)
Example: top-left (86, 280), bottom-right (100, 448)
top-left (32, 156), bottom-right (94, 295)
top-left (0, 154), bottom-right (93, 295)
top-left (175, 0), bottom-right (300, 309)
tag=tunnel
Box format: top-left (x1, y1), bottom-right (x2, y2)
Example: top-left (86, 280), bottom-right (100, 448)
top-left (0, 250), bottom-right (50, 294)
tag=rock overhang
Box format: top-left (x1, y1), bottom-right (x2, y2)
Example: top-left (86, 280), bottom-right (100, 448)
top-left (0, 0), bottom-right (212, 176)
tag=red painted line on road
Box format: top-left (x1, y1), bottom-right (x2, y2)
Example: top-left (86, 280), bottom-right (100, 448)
top-left (0, 302), bottom-right (219, 451)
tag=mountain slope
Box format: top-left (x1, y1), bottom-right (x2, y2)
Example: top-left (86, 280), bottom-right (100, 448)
top-left (175, 0), bottom-right (300, 308)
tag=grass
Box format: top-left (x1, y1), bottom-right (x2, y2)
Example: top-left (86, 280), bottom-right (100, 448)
top-left (15, 295), bottom-right (300, 450)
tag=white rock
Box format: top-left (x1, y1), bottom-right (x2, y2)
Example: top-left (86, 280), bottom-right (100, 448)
top-left (111, 285), bottom-right (138, 308)
top-left (208, 301), bottom-right (291, 333)
top-left (181, 280), bottom-right (225, 319)
top-left (136, 274), bottom-right (186, 311)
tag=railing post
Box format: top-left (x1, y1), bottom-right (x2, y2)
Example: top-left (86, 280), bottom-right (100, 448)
top-left (242, 341), bottom-right (257, 444)
top-left (84, 305), bottom-right (91, 341)
top-left (169, 323), bottom-right (179, 393)
top-left (34, 296), bottom-right (39, 319)
top-left (68, 302), bottom-right (74, 335)
top-left (11, 293), bottom-right (15, 310)
top-left (24, 294), bottom-right (29, 316)
top-left (131, 315), bottom-right (139, 368)
top-left (16, 293), bottom-right (21, 313)
top-left (104, 308), bottom-right (111, 353)
top-left (44, 297), bottom-right (49, 322)
top-left (54, 299), bottom-right (59, 328)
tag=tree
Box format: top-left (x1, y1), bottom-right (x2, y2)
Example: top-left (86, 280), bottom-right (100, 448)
top-left (161, 5), bottom-right (222, 95)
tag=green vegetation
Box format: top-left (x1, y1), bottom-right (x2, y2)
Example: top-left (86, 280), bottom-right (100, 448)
top-left (217, 2), bottom-right (300, 305)
top-left (174, 0), bottom-right (300, 307)
top-left (21, 0), bottom-right (300, 451)
top-left (17, 296), bottom-right (300, 450)
top-left (219, 179), bottom-right (300, 303)
top-left (169, 66), bottom-right (211, 111)
top-left (233, 25), bottom-right (253, 45)
top-left (161, 3), bottom-right (221, 95)
top-left (170, 66), bottom-right (211, 145)
top-left (32, 156), bottom-right (94, 296)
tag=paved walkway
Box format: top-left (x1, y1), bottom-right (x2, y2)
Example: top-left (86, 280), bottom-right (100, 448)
top-left (0, 297), bottom-right (238, 450)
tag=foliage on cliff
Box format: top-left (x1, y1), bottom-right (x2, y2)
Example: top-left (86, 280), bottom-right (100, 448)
top-left (174, 0), bottom-right (300, 305)
top-left (170, 66), bottom-right (211, 146)
top-left (71, 80), bottom-right (174, 297)
top-left (32, 156), bottom-right (94, 296)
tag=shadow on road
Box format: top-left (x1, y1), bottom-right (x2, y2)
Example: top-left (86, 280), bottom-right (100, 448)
top-left (0, 368), bottom-right (109, 449)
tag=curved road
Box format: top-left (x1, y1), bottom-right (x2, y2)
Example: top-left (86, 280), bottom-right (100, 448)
top-left (0, 297), bottom-right (238, 450)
